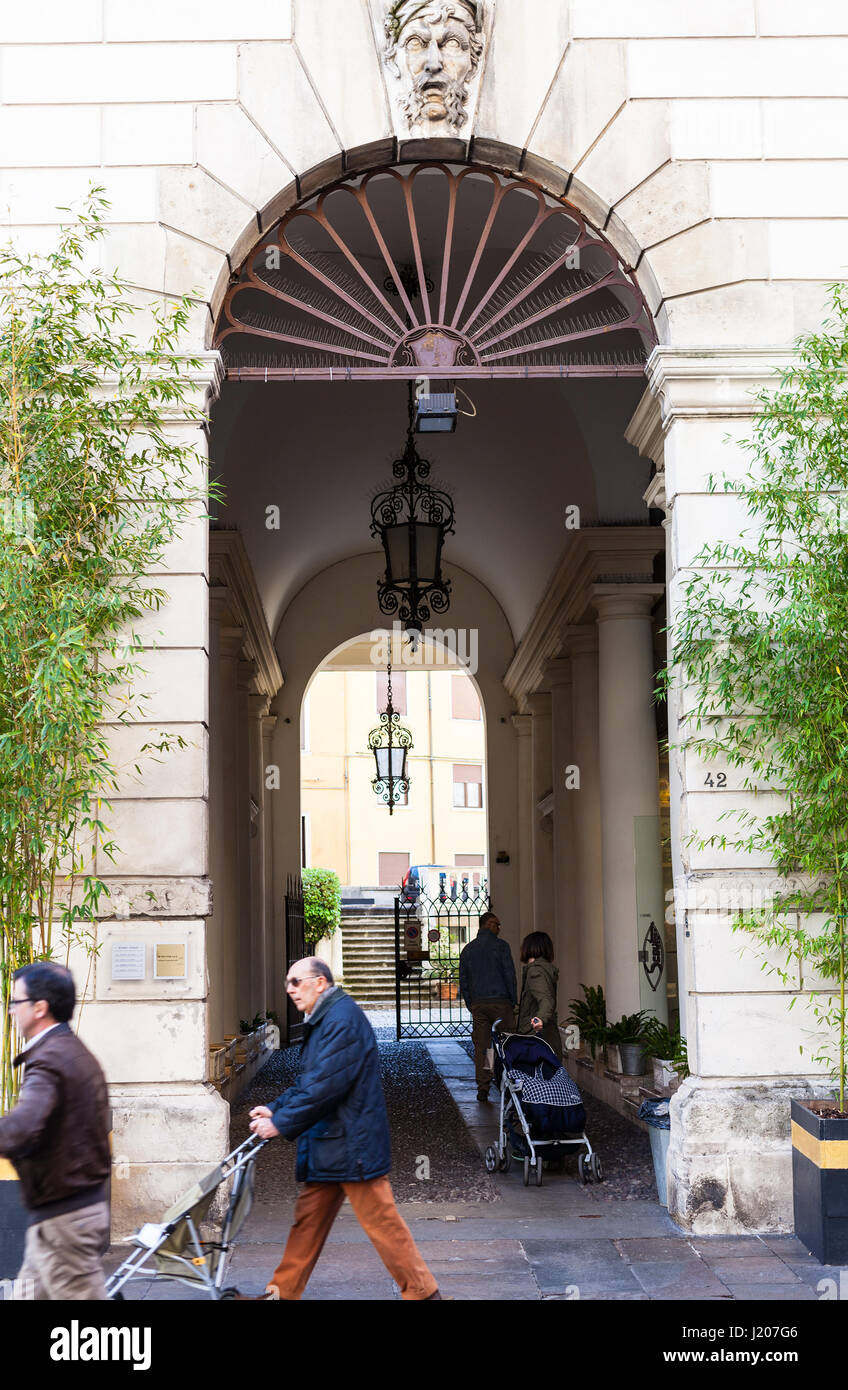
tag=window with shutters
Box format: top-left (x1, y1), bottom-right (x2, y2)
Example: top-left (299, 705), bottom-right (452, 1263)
top-left (379, 851), bottom-right (410, 887)
top-left (452, 763), bottom-right (483, 808)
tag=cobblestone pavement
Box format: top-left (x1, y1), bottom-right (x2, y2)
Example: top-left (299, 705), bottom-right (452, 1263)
top-left (107, 1034), bottom-right (848, 1301)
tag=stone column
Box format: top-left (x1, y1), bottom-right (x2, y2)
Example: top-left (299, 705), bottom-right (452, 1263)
top-left (563, 626), bottom-right (605, 988)
top-left (209, 623), bottom-right (244, 1041)
top-left (594, 587), bottom-right (666, 1023)
top-left (638, 352), bottom-right (825, 1235)
top-left (261, 710), bottom-right (279, 1018)
top-left (248, 694), bottom-right (272, 1019)
top-left (511, 713), bottom-right (533, 940)
top-left (235, 661), bottom-right (256, 1026)
top-left (546, 659), bottom-right (580, 1011)
top-left (79, 358), bottom-right (229, 1236)
top-left (527, 692), bottom-right (554, 936)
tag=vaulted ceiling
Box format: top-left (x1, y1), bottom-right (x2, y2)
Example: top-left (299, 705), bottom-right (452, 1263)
top-left (209, 375), bottom-right (650, 645)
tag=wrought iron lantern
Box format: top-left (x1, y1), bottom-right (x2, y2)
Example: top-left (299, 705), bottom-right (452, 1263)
top-left (368, 662), bottom-right (413, 815)
top-left (370, 389), bottom-right (455, 636)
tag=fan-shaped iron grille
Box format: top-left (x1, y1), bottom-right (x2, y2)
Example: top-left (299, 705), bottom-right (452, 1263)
top-left (216, 162), bottom-right (655, 380)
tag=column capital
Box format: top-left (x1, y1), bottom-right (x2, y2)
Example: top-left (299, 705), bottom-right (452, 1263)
top-left (261, 713), bottom-right (278, 741)
top-left (545, 657), bottom-right (572, 690)
top-left (625, 386), bottom-right (664, 468)
top-left (644, 346), bottom-right (797, 425)
top-left (238, 658), bottom-right (261, 693)
top-left (511, 713), bottom-right (532, 738)
top-left (249, 693), bottom-right (272, 721)
top-left (592, 585), bottom-right (664, 623)
top-left (643, 470), bottom-right (671, 528)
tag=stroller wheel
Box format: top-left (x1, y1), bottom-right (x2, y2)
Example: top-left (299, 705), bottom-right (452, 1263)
top-left (535, 1158), bottom-right (543, 1187)
top-left (590, 1153), bottom-right (603, 1183)
top-left (523, 1157), bottom-right (531, 1186)
top-left (577, 1154), bottom-right (588, 1185)
top-left (484, 1144), bottom-right (498, 1173)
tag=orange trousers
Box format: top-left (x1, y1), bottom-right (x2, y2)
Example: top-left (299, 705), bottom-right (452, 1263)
top-left (268, 1176), bottom-right (438, 1301)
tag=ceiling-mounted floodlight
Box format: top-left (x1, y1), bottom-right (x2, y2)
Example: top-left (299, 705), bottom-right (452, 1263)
top-left (414, 378), bottom-right (457, 433)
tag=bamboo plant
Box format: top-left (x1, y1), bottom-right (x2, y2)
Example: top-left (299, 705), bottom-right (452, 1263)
top-left (662, 284), bottom-right (848, 1115)
top-left (0, 190), bottom-right (214, 1110)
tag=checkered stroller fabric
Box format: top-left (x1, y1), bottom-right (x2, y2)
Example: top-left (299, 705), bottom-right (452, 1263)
top-left (506, 1063), bottom-right (583, 1109)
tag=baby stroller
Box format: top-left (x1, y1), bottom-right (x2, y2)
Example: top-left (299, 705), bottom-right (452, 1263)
top-left (106, 1135), bottom-right (267, 1300)
top-left (484, 1029), bottom-right (602, 1188)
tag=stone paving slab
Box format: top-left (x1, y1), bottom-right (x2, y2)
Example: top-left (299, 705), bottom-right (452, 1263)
top-left (691, 1236), bottom-right (776, 1257)
top-left (721, 1284), bottom-right (819, 1301)
top-left (521, 1237), bottom-right (643, 1295)
top-left (703, 1256), bottom-right (804, 1285)
top-left (614, 1236), bottom-right (703, 1262)
top-left (627, 1260), bottom-right (729, 1293)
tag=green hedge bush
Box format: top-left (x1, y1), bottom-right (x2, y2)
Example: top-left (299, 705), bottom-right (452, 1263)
top-left (302, 868), bottom-right (342, 947)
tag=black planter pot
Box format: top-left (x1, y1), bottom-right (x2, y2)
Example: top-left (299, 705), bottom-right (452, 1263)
top-left (791, 1098), bottom-right (848, 1265)
top-left (0, 1163), bottom-right (27, 1281)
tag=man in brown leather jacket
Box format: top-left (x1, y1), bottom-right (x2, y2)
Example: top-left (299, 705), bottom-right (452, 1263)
top-left (0, 962), bottom-right (111, 1299)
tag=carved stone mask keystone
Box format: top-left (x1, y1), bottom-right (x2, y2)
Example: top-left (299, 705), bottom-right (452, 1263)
top-left (383, 0), bottom-right (486, 136)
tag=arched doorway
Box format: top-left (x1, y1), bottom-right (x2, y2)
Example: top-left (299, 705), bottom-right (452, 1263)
top-left (300, 630), bottom-right (490, 1037)
top-left (206, 150), bottom-right (669, 1063)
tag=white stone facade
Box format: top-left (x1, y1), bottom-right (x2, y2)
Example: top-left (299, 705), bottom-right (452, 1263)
top-left (3, 2), bottom-right (846, 1234)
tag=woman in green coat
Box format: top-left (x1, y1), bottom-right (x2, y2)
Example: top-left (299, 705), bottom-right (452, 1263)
top-left (516, 931), bottom-right (562, 1060)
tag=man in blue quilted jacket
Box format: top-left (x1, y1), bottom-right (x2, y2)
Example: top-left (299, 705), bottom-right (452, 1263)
top-left (248, 958), bottom-right (440, 1300)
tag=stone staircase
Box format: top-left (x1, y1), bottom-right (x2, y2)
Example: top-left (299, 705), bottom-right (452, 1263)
top-left (340, 907), bottom-right (397, 1008)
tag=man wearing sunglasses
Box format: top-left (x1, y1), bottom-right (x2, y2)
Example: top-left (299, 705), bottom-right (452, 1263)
top-left (0, 961), bottom-right (111, 1299)
top-left (247, 957), bottom-right (441, 1300)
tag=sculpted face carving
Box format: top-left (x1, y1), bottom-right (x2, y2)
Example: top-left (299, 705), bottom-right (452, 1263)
top-left (384, 1), bottom-right (485, 135)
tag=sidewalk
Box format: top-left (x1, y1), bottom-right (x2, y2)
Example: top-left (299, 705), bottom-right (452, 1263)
top-left (108, 1041), bottom-right (844, 1301)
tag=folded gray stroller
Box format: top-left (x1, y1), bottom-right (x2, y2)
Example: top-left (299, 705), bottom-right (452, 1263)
top-left (106, 1135), bottom-right (267, 1300)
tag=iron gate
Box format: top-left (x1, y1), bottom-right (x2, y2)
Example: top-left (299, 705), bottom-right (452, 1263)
top-left (285, 874), bottom-right (305, 1044)
top-left (395, 880), bottom-right (490, 1039)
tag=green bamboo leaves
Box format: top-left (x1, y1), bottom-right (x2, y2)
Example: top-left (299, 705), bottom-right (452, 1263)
top-left (662, 284), bottom-right (848, 1112)
top-left (0, 189), bottom-right (216, 1110)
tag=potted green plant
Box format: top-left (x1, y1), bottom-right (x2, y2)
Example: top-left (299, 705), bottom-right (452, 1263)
top-left (566, 984), bottom-right (607, 1062)
top-left (643, 1020), bottom-right (684, 1091)
top-left (606, 1012), bottom-right (653, 1076)
top-left (0, 192), bottom-right (212, 1276)
top-left (664, 284), bottom-right (848, 1262)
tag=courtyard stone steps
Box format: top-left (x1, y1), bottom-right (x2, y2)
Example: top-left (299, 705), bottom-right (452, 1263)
top-left (340, 912), bottom-right (398, 1006)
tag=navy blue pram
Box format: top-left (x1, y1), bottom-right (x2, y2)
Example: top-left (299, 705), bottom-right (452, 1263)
top-left (485, 1030), bottom-right (602, 1187)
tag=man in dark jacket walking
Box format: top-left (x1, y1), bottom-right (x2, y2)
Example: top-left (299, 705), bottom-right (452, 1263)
top-left (249, 957), bottom-right (440, 1300)
top-left (459, 911), bottom-right (517, 1100)
top-left (0, 962), bottom-right (111, 1299)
